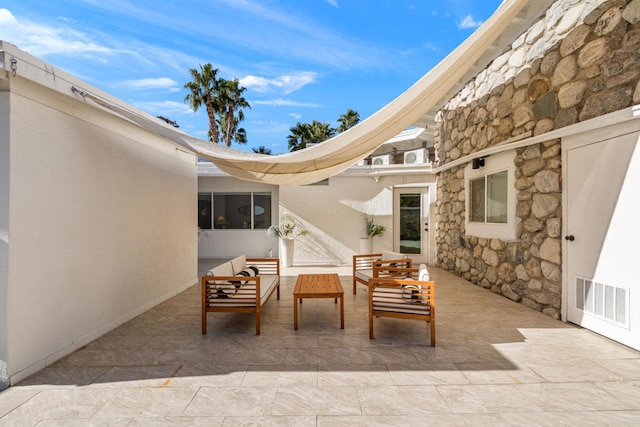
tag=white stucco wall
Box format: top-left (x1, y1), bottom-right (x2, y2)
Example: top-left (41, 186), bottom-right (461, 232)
top-left (280, 174), bottom-right (436, 265)
top-left (198, 177), bottom-right (279, 258)
top-left (4, 77), bottom-right (197, 385)
top-left (0, 88), bottom-right (10, 389)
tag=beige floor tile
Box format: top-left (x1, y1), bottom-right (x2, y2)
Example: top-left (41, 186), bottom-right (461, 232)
top-left (285, 347), bottom-right (351, 365)
top-left (437, 384), bottom-right (541, 414)
top-left (457, 362), bottom-right (545, 384)
top-left (358, 385), bottom-right (450, 415)
top-left (183, 386), bottom-right (278, 417)
top-left (242, 365), bottom-right (318, 387)
top-left (317, 414), bottom-right (470, 426)
top-left (1, 388), bottom-right (119, 421)
top-left (0, 387), bottom-right (42, 418)
top-left (387, 363), bottom-right (470, 386)
top-left (317, 364), bottom-right (393, 386)
top-left (93, 387), bottom-right (198, 418)
top-left (517, 382), bottom-right (637, 412)
top-left (221, 415), bottom-right (316, 426)
top-left (594, 381), bottom-right (640, 409)
top-left (271, 386), bottom-right (362, 416)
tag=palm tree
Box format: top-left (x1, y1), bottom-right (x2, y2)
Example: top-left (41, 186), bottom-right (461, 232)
top-left (308, 120), bottom-right (335, 143)
top-left (287, 122), bottom-right (312, 152)
top-left (218, 78), bottom-right (251, 147)
top-left (252, 146), bottom-right (273, 155)
top-left (184, 63), bottom-right (221, 144)
top-left (217, 115), bottom-right (247, 146)
top-left (337, 109), bottom-right (360, 133)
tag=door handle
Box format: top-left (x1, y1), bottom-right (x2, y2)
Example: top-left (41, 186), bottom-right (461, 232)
top-left (565, 235), bottom-right (575, 241)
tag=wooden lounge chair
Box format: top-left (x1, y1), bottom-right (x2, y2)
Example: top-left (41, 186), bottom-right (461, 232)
top-left (368, 264), bottom-right (435, 346)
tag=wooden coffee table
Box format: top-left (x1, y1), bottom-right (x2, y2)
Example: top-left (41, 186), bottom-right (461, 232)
top-left (293, 273), bottom-right (344, 330)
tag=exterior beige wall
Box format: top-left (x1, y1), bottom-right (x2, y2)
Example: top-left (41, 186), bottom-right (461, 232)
top-left (0, 88), bottom-right (9, 389)
top-left (4, 78), bottom-right (197, 385)
top-left (280, 174), bottom-right (436, 265)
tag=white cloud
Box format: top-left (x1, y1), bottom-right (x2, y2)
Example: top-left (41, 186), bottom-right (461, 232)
top-left (457, 14), bottom-right (483, 29)
top-left (240, 71), bottom-right (317, 95)
top-left (0, 8), bottom-right (115, 56)
top-left (252, 98), bottom-right (322, 108)
top-left (325, 0), bottom-right (339, 7)
top-left (117, 77), bottom-right (180, 90)
top-left (289, 113), bottom-right (302, 120)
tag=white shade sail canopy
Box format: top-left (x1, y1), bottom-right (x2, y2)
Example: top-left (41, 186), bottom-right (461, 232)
top-left (79, 0), bottom-right (528, 186)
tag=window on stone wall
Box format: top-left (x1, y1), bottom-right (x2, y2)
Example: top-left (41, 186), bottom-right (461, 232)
top-left (469, 170), bottom-right (508, 224)
top-left (198, 192), bottom-right (272, 230)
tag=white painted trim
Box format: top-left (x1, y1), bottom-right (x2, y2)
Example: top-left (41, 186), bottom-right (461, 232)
top-left (434, 105), bottom-right (640, 175)
top-left (465, 150), bottom-right (518, 241)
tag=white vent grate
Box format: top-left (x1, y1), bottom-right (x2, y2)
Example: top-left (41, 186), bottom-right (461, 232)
top-left (576, 277), bottom-right (629, 328)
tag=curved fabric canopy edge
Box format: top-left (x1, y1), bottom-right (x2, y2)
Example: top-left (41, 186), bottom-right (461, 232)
top-left (80, 0), bottom-right (528, 185)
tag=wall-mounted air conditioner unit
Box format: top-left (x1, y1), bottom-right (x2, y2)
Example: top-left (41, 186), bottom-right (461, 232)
top-left (372, 154), bottom-right (391, 165)
top-left (403, 148), bottom-right (427, 164)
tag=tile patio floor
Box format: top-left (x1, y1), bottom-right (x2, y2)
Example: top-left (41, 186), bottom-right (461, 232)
top-left (0, 260), bottom-right (639, 426)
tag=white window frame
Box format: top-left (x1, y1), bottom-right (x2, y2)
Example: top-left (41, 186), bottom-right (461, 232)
top-left (465, 150), bottom-right (517, 240)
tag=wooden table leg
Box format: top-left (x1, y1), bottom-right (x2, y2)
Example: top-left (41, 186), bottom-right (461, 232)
top-left (294, 295), bottom-right (298, 330)
top-left (340, 295), bottom-right (344, 329)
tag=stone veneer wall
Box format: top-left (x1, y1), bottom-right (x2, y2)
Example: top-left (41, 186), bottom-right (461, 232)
top-left (434, 0), bottom-right (640, 319)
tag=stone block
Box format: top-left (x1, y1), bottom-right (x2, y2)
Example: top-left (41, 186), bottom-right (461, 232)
top-left (532, 194), bottom-right (561, 218)
top-left (501, 284), bottom-right (521, 301)
top-left (490, 239), bottom-right (506, 251)
top-left (601, 50), bottom-right (640, 78)
top-left (555, 107), bottom-right (578, 128)
top-left (523, 217), bottom-right (544, 233)
top-left (533, 91), bottom-right (559, 120)
top-left (557, 2), bottom-right (587, 35)
top-left (622, 0), bottom-right (640, 24)
top-left (547, 217), bottom-right (562, 238)
top-left (560, 24), bottom-right (592, 57)
top-left (534, 170), bottom-right (561, 193)
top-left (540, 51), bottom-right (561, 76)
top-left (499, 262), bottom-right (517, 282)
top-left (528, 79), bottom-right (550, 101)
top-left (580, 85), bottom-right (633, 121)
top-left (534, 118), bottom-right (555, 136)
top-left (516, 200), bottom-right (533, 218)
top-left (515, 264), bottom-right (530, 281)
top-left (552, 55), bottom-right (578, 86)
top-left (525, 257), bottom-right (542, 279)
top-left (482, 248), bottom-right (500, 268)
top-left (577, 37), bottom-right (611, 69)
top-left (515, 176), bottom-right (534, 191)
top-left (606, 68), bottom-right (640, 89)
top-left (542, 144), bottom-right (561, 159)
top-left (540, 238), bottom-right (562, 264)
top-left (558, 80), bottom-right (588, 108)
top-left (541, 260), bottom-right (562, 282)
top-left (595, 6), bottom-right (624, 36)
top-left (522, 158), bottom-right (547, 177)
top-left (522, 144), bottom-right (542, 160)
top-left (528, 278), bottom-right (543, 291)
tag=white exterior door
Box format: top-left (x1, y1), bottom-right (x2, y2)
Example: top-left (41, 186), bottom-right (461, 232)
top-left (393, 187), bottom-right (431, 264)
top-left (564, 129), bottom-right (640, 350)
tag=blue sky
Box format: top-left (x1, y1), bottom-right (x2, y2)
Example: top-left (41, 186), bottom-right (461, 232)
top-left (0, 0), bottom-right (503, 154)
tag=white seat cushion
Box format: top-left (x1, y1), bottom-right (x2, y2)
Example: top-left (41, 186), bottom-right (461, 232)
top-left (230, 255), bottom-right (247, 275)
top-left (355, 269), bottom-right (374, 282)
top-left (381, 250), bottom-right (407, 260)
